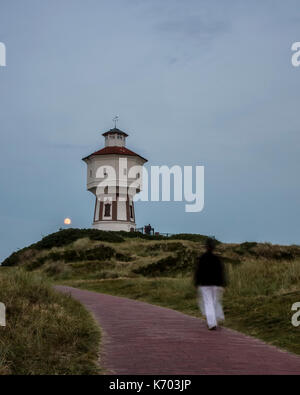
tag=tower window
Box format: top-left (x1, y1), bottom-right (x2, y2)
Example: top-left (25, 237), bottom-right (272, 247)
top-left (104, 186), bottom-right (108, 194)
top-left (130, 205), bottom-right (133, 218)
top-left (104, 203), bottom-right (111, 217)
top-left (136, 172), bottom-right (140, 179)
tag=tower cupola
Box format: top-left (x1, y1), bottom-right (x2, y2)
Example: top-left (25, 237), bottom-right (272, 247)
top-left (102, 128), bottom-right (128, 148)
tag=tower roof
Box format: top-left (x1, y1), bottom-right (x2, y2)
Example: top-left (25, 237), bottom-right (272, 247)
top-left (82, 146), bottom-right (147, 162)
top-left (102, 128), bottom-right (128, 137)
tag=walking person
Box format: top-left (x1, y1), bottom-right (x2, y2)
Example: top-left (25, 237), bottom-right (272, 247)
top-left (194, 238), bottom-right (227, 330)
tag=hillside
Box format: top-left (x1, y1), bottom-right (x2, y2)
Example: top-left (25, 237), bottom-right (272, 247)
top-left (2, 228), bottom-right (300, 355)
top-left (3, 228), bottom-right (300, 280)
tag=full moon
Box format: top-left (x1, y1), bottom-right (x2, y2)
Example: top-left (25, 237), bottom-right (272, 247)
top-left (64, 218), bottom-right (72, 225)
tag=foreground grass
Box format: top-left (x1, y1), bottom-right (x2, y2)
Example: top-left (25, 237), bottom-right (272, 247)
top-left (62, 258), bottom-right (300, 355)
top-left (0, 268), bottom-right (101, 375)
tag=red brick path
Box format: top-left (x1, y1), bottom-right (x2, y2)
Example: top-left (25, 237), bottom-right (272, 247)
top-left (56, 286), bottom-right (300, 375)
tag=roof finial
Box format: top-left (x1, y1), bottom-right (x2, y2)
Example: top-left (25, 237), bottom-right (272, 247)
top-left (113, 115), bottom-right (119, 129)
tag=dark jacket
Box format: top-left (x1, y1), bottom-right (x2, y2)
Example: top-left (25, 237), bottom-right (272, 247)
top-left (194, 251), bottom-right (227, 287)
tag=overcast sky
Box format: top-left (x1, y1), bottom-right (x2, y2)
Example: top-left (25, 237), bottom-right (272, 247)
top-left (1, 0), bottom-right (300, 261)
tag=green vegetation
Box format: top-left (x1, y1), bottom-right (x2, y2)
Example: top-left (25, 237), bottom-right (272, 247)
top-left (0, 269), bottom-right (101, 375)
top-left (2, 229), bottom-right (300, 360)
top-left (1, 228), bottom-right (126, 267)
top-left (1, 229), bottom-right (214, 268)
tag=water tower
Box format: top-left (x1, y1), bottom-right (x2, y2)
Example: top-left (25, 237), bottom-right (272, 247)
top-left (82, 124), bottom-right (147, 231)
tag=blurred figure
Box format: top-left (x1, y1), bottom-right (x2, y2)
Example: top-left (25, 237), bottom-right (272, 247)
top-left (144, 224), bottom-right (152, 235)
top-left (194, 238), bottom-right (227, 330)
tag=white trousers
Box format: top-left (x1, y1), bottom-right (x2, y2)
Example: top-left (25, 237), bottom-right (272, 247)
top-left (198, 286), bottom-right (224, 329)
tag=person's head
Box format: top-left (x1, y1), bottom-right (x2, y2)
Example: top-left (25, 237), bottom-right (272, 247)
top-left (205, 237), bottom-right (217, 252)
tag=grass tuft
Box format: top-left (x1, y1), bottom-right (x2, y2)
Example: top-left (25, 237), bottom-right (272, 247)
top-left (0, 268), bottom-right (101, 375)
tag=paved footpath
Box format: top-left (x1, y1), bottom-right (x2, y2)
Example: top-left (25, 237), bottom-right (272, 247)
top-left (56, 286), bottom-right (300, 375)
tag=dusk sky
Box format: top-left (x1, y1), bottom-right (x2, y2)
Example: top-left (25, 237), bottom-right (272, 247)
top-left (1, 0), bottom-right (300, 262)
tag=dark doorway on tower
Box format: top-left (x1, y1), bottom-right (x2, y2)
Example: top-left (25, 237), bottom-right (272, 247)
top-left (104, 203), bottom-right (111, 217)
top-left (130, 205), bottom-right (134, 219)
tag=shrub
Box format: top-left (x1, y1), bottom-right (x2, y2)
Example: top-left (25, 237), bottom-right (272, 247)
top-left (133, 249), bottom-right (198, 277)
top-left (34, 229), bottom-right (124, 250)
top-left (24, 245), bottom-right (116, 272)
top-left (44, 262), bottom-right (68, 277)
top-left (240, 242), bottom-right (258, 250)
top-left (1, 229), bottom-right (124, 267)
top-left (117, 231), bottom-right (166, 240)
top-left (252, 244), bottom-right (297, 260)
top-left (1, 246), bottom-right (32, 267)
top-left (26, 256), bottom-right (47, 271)
top-left (133, 255), bottom-right (178, 276)
top-left (115, 253), bottom-right (133, 262)
top-left (145, 242), bottom-right (186, 253)
top-left (234, 242), bottom-right (258, 256)
top-left (169, 234), bottom-right (220, 244)
top-left (84, 246), bottom-right (115, 261)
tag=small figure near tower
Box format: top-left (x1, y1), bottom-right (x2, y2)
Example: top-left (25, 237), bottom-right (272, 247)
top-left (144, 224), bottom-right (153, 235)
top-left (82, 120), bottom-right (147, 232)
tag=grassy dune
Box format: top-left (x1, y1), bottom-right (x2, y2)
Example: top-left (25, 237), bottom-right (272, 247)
top-left (0, 269), bottom-right (101, 375)
top-left (2, 229), bottom-right (300, 356)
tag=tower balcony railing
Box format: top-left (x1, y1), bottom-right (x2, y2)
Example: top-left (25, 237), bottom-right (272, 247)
top-left (135, 227), bottom-right (174, 237)
top-left (87, 179), bottom-right (142, 190)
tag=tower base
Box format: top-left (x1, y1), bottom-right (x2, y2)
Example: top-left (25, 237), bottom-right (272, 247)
top-left (92, 221), bottom-right (136, 232)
